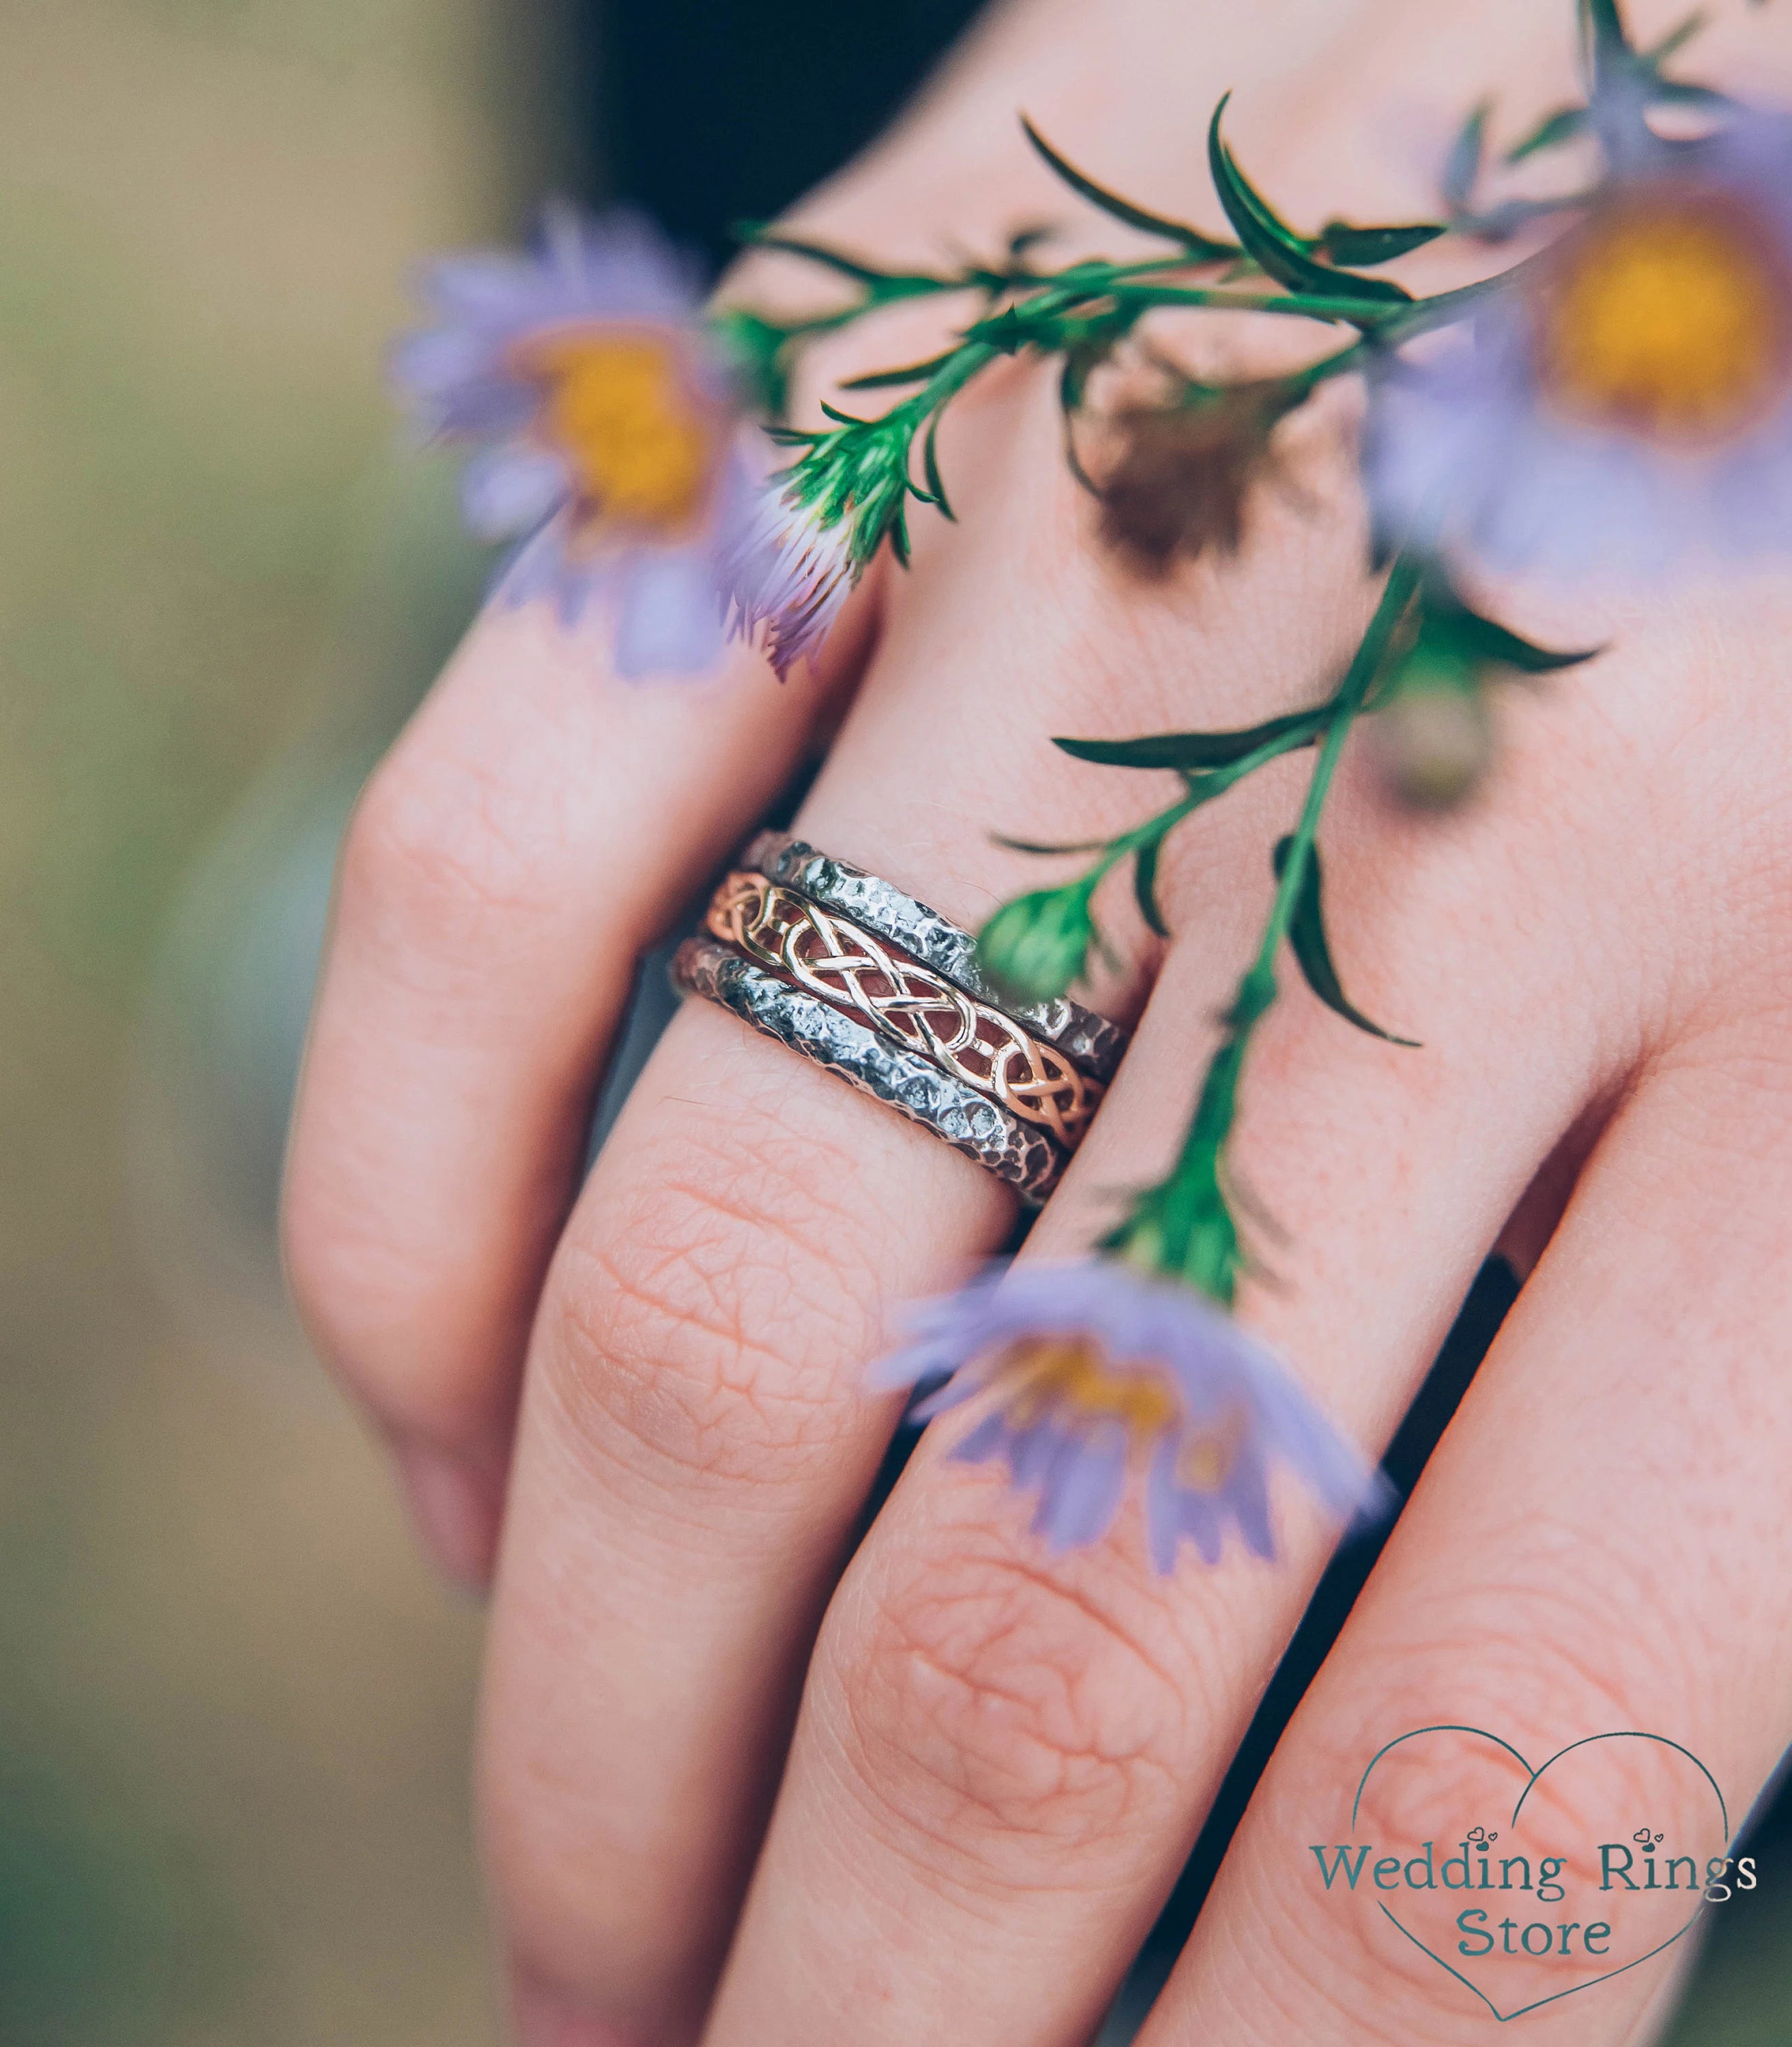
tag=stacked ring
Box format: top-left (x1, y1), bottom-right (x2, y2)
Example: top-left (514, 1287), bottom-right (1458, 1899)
top-left (671, 836), bottom-right (1128, 1202)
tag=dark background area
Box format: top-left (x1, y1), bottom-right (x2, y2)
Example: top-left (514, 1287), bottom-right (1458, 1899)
top-left (596, 0), bottom-right (985, 262)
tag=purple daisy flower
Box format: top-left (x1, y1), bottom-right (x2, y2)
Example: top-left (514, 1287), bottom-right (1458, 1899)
top-left (871, 1261), bottom-right (1385, 1572)
top-left (391, 201), bottom-right (752, 677)
top-left (1365, 102), bottom-right (1792, 578)
top-left (719, 483), bottom-right (856, 680)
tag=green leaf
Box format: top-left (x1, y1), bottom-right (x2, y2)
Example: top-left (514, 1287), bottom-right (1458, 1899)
top-left (1505, 104), bottom-right (1587, 164)
top-left (1316, 220), bottom-right (1446, 266)
top-left (734, 227), bottom-right (908, 285)
top-left (838, 348), bottom-right (962, 392)
top-left (1445, 608), bottom-right (1602, 673)
top-left (1455, 193), bottom-right (1568, 240)
top-left (1580, 0), bottom-right (1632, 81)
top-left (1273, 839), bottom-right (1419, 1046)
top-left (733, 225), bottom-right (953, 306)
top-left (919, 412), bottom-right (954, 521)
top-left (1206, 97), bottom-right (1411, 308)
top-left (1643, 9), bottom-right (1708, 63)
top-left (977, 885), bottom-right (1095, 1004)
top-left (1649, 78), bottom-right (1732, 108)
top-left (1020, 115), bottom-right (1235, 259)
top-left (1058, 355), bottom-right (1103, 495)
top-left (1507, 5), bottom-right (1709, 164)
top-left (1133, 839), bottom-right (1169, 938)
top-left (990, 830), bottom-right (1115, 856)
top-left (1442, 102), bottom-right (1490, 212)
top-left (1055, 703), bottom-right (1327, 771)
top-left (964, 304), bottom-right (1034, 355)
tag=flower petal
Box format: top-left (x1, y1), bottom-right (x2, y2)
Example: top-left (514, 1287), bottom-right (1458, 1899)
top-left (721, 480), bottom-right (856, 679)
top-left (871, 1258), bottom-right (1375, 1571)
top-left (461, 444), bottom-right (571, 540)
top-left (612, 546), bottom-right (727, 679)
top-left (1036, 1427), bottom-right (1128, 1552)
top-left (1364, 108), bottom-right (1792, 579)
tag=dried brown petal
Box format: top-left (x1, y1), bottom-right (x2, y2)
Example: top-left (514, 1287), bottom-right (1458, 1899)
top-left (1097, 383), bottom-right (1287, 575)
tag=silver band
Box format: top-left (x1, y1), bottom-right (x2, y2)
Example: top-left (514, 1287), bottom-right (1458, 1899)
top-left (706, 871), bottom-right (1103, 1148)
top-left (671, 937), bottom-right (1066, 1202)
top-left (744, 830), bottom-right (1127, 1082)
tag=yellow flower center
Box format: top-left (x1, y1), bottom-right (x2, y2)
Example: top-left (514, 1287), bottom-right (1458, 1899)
top-left (1536, 192), bottom-right (1792, 443)
top-left (1177, 1409), bottom-right (1247, 1493)
top-left (514, 329), bottom-right (716, 532)
top-left (999, 1337), bottom-right (1179, 1444)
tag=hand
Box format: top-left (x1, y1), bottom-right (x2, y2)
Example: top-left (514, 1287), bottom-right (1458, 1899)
top-left (284, 1), bottom-right (1792, 2042)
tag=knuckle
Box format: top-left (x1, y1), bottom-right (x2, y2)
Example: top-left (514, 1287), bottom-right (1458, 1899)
top-left (1247, 1548), bottom-right (1718, 2037)
top-left (824, 1532), bottom-right (1195, 1880)
top-left (336, 740), bottom-right (569, 954)
top-left (540, 1100), bottom-right (886, 1495)
top-left (1225, 1859), bottom-right (1494, 2042)
top-left (480, 1781), bottom-right (671, 2034)
top-left (480, 1775), bottom-right (603, 1978)
top-left (283, 1185), bottom-right (510, 1442)
top-left (282, 1089), bottom-right (525, 1444)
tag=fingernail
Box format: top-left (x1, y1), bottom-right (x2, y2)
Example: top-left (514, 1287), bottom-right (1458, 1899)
top-left (511, 1973), bottom-right (640, 2047)
top-left (392, 1442), bottom-right (498, 1593)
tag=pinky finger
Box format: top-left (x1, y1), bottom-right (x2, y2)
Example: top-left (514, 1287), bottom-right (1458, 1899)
top-left (283, 590), bottom-right (876, 1585)
top-left (1138, 1034), bottom-right (1792, 2046)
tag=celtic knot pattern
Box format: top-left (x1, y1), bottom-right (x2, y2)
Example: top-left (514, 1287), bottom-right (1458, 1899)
top-left (708, 872), bottom-right (1102, 1149)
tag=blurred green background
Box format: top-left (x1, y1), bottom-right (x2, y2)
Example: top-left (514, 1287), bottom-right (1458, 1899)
top-left (0, 2), bottom-right (552, 2039)
top-left (0, 1), bottom-right (1787, 2041)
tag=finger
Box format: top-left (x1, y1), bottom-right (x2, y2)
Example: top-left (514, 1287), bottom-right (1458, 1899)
top-left (1137, 1021), bottom-right (1792, 2045)
top-left (474, 3), bottom-right (1621, 2022)
top-left (475, 370), bottom-right (1210, 2047)
top-left (695, 664), bottom-right (1621, 2047)
top-left (487, 999), bottom-right (1016, 2047)
top-left (283, 599), bottom-right (871, 1585)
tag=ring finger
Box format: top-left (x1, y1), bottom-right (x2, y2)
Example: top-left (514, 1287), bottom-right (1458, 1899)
top-left (695, 618), bottom-right (1622, 2047)
top-left (1136, 1021), bottom-right (1792, 2045)
top-left (475, 358), bottom-right (1389, 2044)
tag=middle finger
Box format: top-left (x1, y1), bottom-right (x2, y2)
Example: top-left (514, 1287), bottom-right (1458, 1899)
top-left (699, 679), bottom-right (1615, 2047)
top-left (480, 363), bottom-right (1376, 2044)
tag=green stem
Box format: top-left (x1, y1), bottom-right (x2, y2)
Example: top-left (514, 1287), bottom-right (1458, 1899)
top-left (1112, 283), bottom-right (1405, 326)
top-left (1250, 561), bottom-right (1419, 983)
top-left (1071, 684), bottom-right (1364, 875)
top-left (1281, 336), bottom-right (1370, 398)
top-left (899, 340), bottom-right (1002, 422)
top-left (1114, 558), bottom-right (1421, 1298)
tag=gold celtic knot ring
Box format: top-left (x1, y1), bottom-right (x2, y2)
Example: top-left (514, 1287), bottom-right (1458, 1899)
top-left (705, 871), bottom-right (1103, 1150)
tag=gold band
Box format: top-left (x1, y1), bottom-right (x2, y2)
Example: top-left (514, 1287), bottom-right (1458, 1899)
top-left (706, 871), bottom-right (1103, 1150)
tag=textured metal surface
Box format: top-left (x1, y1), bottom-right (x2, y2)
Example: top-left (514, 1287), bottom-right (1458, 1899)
top-left (671, 937), bottom-right (1065, 1203)
top-left (706, 871), bottom-right (1101, 1148)
top-left (744, 830), bottom-right (1129, 1083)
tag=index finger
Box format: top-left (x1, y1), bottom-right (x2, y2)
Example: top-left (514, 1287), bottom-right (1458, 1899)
top-left (283, 600), bottom-right (864, 1582)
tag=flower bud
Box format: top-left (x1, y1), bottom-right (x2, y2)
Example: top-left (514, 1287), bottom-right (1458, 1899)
top-left (977, 886), bottom-right (1094, 1004)
top-left (1372, 676), bottom-right (1493, 810)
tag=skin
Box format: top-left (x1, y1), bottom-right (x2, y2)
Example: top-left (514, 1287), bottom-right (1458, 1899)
top-left (283, 1), bottom-right (1792, 2042)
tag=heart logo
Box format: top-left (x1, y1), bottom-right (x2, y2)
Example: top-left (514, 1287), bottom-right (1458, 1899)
top-left (1323, 1725), bottom-right (1731, 2022)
